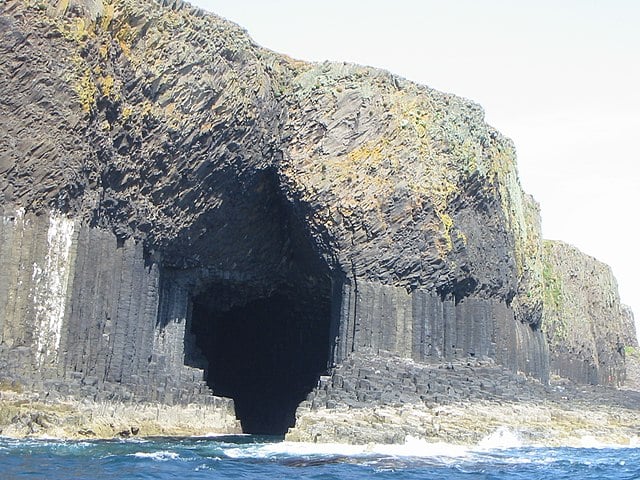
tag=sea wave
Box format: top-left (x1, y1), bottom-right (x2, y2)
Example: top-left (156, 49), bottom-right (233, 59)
top-left (224, 435), bottom-right (471, 460)
top-left (130, 451), bottom-right (181, 461)
top-left (0, 435), bottom-right (638, 478)
top-left (477, 426), bottom-right (523, 450)
top-left (220, 426), bottom-right (640, 465)
top-left (570, 435), bottom-right (640, 449)
top-left (192, 432), bottom-right (250, 438)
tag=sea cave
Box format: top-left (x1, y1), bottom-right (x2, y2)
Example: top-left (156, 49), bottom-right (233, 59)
top-left (189, 279), bottom-right (332, 435)
top-left (178, 170), bottom-right (336, 435)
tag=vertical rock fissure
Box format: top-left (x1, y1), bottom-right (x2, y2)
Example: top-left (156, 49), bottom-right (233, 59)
top-left (350, 260), bottom-right (358, 354)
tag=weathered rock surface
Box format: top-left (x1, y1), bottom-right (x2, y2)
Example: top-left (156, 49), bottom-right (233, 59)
top-left (0, 386), bottom-right (240, 438)
top-left (289, 392), bottom-right (640, 447)
top-left (287, 351), bottom-right (640, 445)
top-left (542, 240), bottom-right (633, 386)
top-left (0, 0), bottom-right (636, 440)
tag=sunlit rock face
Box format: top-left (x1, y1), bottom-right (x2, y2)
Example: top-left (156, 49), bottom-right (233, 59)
top-left (0, 0), bottom-right (634, 435)
top-left (542, 240), bottom-right (633, 386)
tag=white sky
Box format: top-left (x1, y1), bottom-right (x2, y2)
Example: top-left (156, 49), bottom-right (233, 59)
top-left (191, 0), bottom-right (640, 336)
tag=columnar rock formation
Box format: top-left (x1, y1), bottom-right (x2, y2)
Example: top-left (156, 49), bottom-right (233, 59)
top-left (0, 0), bottom-right (635, 436)
top-left (542, 240), bottom-right (634, 385)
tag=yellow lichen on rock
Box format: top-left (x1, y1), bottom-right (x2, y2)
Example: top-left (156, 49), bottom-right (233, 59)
top-left (99, 1), bottom-right (115, 31)
top-left (98, 74), bottom-right (114, 97)
top-left (75, 67), bottom-right (97, 113)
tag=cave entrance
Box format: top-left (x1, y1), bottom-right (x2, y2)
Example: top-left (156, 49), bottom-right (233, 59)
top-left (189, 277), bottom-right (333, 436)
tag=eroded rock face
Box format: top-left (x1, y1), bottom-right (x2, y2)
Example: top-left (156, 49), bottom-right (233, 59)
top-left (1, 0), bottom-right (537, 301)
top-left (286, 351), bottom-right (640, 445)
top-left (542, 240), bottom-right (632, 386)
top-left (0, 0), bottom-right (635, 436)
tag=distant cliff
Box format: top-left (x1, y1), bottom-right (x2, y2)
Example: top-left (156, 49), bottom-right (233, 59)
top-left (542, 240), bottom-right (635, 385)
top-left (0, 0), bottom-right (636, 436)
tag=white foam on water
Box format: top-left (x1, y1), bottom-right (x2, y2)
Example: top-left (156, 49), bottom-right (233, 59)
top-left (576, 435), bottom-right (611, 449)
top-left (476, 426), bottom-right (523, 450)
top-left (195, 462), bottom-right (219, 471)
top-left (373, 436), bottom-right (471, 458)
top-left (223, 436), bottom-right (470, 460)
top-left (131, 451), bottom-right (181, 461)
top-left (30, 435), bottom-right (66, 442)
top-left (193, 432), bottom-right (250, 438)
top-left (573, 435), bottom-right (640, 449)
top-left (119, 438), bottom-right (150, 444)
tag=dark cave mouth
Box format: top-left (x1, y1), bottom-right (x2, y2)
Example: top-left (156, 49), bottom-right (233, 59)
top-left (188, 281), bottom-right (332, 436)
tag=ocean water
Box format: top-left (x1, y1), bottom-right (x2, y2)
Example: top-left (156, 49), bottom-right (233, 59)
top-left (0, 432), bottom-right (638, 480)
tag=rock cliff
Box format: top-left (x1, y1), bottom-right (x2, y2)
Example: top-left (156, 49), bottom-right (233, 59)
top-left (0, 0), bottom-right (636, 438)
top-left (542, 240), bottom-right (634, 386)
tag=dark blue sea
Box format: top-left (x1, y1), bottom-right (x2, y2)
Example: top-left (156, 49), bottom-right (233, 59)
top-left (1, 433), bottom-right (638, 479)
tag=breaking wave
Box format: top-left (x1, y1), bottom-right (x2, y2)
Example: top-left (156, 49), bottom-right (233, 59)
top-left (0, 432), bottom-right (638, 479)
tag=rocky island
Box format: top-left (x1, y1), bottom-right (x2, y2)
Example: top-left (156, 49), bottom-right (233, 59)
top-left (0, 0), bottom-right (638, 445)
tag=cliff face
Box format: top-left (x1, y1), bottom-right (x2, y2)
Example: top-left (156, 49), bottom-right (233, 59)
top-left (0, 0), bottom-right (635, 436)
top-left (542, 240), bottom-right (634, 386)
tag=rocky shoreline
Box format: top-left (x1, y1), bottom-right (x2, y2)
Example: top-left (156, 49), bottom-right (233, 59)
top-left (288, 395), bottom-right (640, 447)
top-left (0, 390), bottom-right (637, 448)
top-left (1, 354), bottom-right (638, 446)
top-left (287, 352), bottom-right (640, 446)
top-left (0, 389), bottom-right (240, 440)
